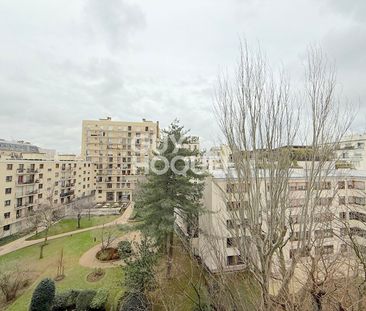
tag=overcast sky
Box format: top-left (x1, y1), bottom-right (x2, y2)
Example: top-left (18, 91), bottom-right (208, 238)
top-left (0, 0), bottom-right (365, 154)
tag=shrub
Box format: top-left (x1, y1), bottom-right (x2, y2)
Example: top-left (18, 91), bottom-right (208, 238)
top-left (75, 289), bottom-right (96, 311)
top-left (89, 288), bottom-right (109, 311)
top-left (52, 289), bottom-right (80, 311)
top-left (117, 241), bottom-right (132, 260)
top-left (0, 266), bottom-right (30, 302)
top-left (119, 291), bottom-right (148, 311)
top-left (29, 278), bottom-right (56, 311)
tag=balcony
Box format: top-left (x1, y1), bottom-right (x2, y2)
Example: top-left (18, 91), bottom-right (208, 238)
top-left (16, 168), bottom-right (38, 174)
top-left (60, 190), bottom-right (75, 197)
top-left (16, 179), bottom-right (36, 186)
top-left (16, 189), bottom-right (38, 198)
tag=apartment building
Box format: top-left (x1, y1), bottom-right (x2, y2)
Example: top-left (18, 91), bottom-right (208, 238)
top-left (0, 146), bottom-right (96, 238)
top-left (81, 117), bottom-right (159, 203)
top-left (194, 168), bottom-right (366, 273)
top-left (336, 134), bottom-right (366, 169)
top-left (203, 145), bottom-right (232, 171)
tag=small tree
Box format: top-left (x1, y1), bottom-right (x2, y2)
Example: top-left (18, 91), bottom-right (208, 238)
top-left (73, 201), bottom-right (89, 229)
top-left (29, 278), bottom-right (55, 311)
top-left (0, 265), bottom-right (30, 302)
top-left (55, 248), bottom-right (65, 281)
top-left (100, 225), bottom-right (118, 251)
top-left (30, 190), bottom-right (62, 259)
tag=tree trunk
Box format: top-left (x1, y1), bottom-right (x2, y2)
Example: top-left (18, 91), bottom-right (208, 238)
top-left (77, 213), bottom-right (81, 228)
top-left (40, 243), bottom-right (45, 259)
top-left (166, 231), bottom-right (174, 279)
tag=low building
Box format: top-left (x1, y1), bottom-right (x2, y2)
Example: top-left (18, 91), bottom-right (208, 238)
top-left (0, 151), bottom-right (96, 238)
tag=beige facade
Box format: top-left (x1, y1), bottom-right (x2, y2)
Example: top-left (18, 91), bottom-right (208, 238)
top-left (196, 169), bottom-right (366, 273)
top-left (337, 134), bottom-right (366, 169)
top-left (0, 152), bottom-right (96, 238)
top-left (81, 117), bottom-right (159, 203)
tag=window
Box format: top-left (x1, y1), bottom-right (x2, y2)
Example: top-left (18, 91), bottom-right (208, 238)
top-left (227, 255), bottom-right (244, 266)
top-left (339, 212), bottom-right (346, 220)
top-left (338, 181), bottom-right (345, 189)
top-left (227, 201), bottom-right (241, 211)
top-left (6, 164), bottom-right (13, 170)
top-left (5, 176), bottom-right (12, 182)
top-left (4, 212), bottom-right (10, 219)
top-left (349, 211), bottom-right (366, 222)
top-left (40, 164), bottom-right (44, 169)
top-left (5, 200), bottom-right (11, 206)
top-left (5, 188), bottom-right (11, 194)
top-left (3, 225), bottom-right (10, 231)
top-left (39, 184), bottom-right (43, 189)
top-left (339, 196), bottom-right (345, 205)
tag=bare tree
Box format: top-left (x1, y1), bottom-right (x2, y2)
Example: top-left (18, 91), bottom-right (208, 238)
top-left (214, 42), bottom-right (351, 310)
top-left (0, 265), bottom-right (30, 302)
top-left (100, 224), bottom-right (118, 251)
top-left (73, 200), bottom-right (89, 229)
top-left (29, 189), bottom-right (63, 259)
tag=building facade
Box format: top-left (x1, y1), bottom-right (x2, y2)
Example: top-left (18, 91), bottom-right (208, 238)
top-left (195, 168), bottom-right (366, 273)
top-left (0, 151), bottom-right (96, 238)
top-left (81, 117), bottom-right (159, 203)
top-left (337, 134), bottom-right (366, 169)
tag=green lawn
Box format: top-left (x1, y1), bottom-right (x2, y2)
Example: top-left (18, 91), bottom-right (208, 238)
top-left (0, 231), bottom-right (31, 247)
top-left (1, 228), bottom-right (125, 311)
top-left (26, 215), bottom-right (119, 241)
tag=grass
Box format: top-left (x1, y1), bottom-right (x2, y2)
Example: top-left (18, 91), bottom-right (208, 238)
top-left (0, 231), bottom-right (32, 247)
top-left (149, 238), bottom-right (207, 310)
top-left (0, 227), bottom-right (126, 311)
top-left (26, 215), bottom-right (119, 241)
top-left (149, 237), bottom-right (259, 311)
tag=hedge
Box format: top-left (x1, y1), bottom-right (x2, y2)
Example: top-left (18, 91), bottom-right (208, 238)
top-left (29, 278), bottom-right (56, 311)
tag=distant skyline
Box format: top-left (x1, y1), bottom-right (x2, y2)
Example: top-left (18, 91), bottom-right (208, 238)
top-left (0, 0), bottom-right (365, 154)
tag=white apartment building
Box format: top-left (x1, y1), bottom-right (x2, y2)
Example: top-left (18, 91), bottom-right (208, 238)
top-left (81, 117), bottom-right (160, 203)
top-left (0, 141), bottom-right (96, 238)
top-left (194, 168), bottom-right (366, 273)
top-left (203, 145), bottom-right (232, 171)
top-left (337, 134), bottom-right (366, 169)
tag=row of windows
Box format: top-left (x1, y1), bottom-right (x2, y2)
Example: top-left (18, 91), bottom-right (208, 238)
top-left (6, 162), bottom-right (92, 171)
top-left (227, 180), bottom-right (366, 193)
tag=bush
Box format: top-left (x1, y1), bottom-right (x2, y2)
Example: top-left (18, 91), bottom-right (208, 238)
top-left (119, 291), bottom-right (148, 311)
top-left (75, 289), bottom-right (96, 311)
top-left (117, 241), bottom-right (133, 260)
top-left (29, 278), bottom-right (56, 311)
top-left (52, 289), bottom-right (80, 311)
top-left (89, 288), bottom-right (108, 311)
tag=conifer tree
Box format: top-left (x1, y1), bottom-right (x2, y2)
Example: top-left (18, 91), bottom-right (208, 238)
top-left (135, 120), bottom-right (205, 278)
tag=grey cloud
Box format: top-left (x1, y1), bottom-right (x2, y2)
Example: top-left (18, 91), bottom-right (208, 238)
top-left (320, 0), bottom-right (366, 22)
top-left (83, 0), bottom-right (146, 50)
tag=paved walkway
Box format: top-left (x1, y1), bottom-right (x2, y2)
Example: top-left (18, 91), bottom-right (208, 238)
top-left (79, 231), bottom-right (141, 268)
top-left (0, 204), bottom-right (134, 257)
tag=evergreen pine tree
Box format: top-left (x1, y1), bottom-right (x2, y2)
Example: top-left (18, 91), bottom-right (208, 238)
top-left (135, 120), bottom-right (206, 278)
